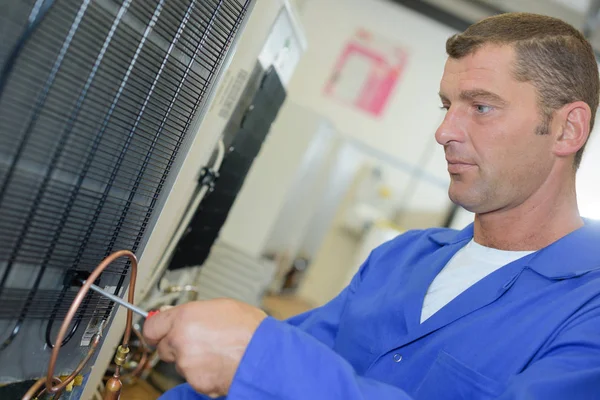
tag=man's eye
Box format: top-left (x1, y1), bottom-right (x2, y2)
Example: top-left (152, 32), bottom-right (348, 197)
top-left (475, 104), bottom-right (492, 114)
top-left (440, 105), bottom-right (449, 111)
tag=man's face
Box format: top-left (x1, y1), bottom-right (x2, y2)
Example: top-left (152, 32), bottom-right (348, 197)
top-left (436, 45), bottom-right (555, 214)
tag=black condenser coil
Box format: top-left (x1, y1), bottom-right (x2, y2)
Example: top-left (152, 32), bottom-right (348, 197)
top-left (0, 0), bottom-right (252, 391)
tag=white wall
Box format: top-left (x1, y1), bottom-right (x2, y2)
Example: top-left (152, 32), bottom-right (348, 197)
top-left (577, 123), bottom-right (600, 220)
top-left (262, 115), bottom-right (336, 256)
top-left (289, 0), bottom-right (454, 177)
top-left (219, 103), bottom-right (331, 258)
top-left (297, 164), bottom-right (371, 304)
top-left (297, 140), bottom-right (364, 258)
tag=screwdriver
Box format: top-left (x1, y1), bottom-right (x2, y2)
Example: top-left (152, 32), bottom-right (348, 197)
top-left (85, 281), bottom-right (159, 319)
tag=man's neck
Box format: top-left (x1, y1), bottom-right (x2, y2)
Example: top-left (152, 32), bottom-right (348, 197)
top-left (473, 178), bottom-right (584, 251)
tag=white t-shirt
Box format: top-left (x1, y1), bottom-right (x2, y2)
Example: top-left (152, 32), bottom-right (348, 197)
top-left (420, 239), bottom-right (534, 323)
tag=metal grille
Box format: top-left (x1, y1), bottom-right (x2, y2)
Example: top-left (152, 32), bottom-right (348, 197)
top-left (0, 0), bottom-right (249, 358)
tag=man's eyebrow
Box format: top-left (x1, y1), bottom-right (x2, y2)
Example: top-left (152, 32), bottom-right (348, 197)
top-left (438, 90), bottom-right (507, 106)
top-left (459, 89), bottom-right (507, 105)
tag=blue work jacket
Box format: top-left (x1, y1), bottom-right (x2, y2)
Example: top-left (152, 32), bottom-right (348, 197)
top-left (160, 220), bottom-right (600, 399)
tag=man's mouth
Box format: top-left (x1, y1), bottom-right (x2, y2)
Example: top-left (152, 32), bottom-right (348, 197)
top-left (446, 159), bottom-right (475, 173)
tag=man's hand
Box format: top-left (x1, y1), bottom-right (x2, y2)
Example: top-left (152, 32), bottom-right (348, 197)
top-left (143, 299), bottom-right (267, 397)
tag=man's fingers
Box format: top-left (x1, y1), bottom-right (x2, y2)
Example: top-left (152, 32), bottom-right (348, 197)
top-left (143, 306), bottom-right (176, 346)
top-left (157, 337), bottom-right (176, 363)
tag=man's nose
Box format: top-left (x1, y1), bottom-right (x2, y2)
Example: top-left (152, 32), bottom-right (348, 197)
top-left (435, 108), bottom-right (466, 146)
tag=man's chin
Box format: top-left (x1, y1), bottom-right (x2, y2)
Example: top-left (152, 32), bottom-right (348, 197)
top-left (448, 190), bottom-right (483, 214)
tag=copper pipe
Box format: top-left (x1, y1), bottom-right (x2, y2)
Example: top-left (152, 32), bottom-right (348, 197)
top-left (45, 250), bottom-right (138, 394)
top-left (121, 327), bottom-right (151, 381)
top-left (22, 377), bottom-right (63, 400)
top-left (101, 327), bottom-right (151, 385)
top-left (103, 375), bottom-right (123, 400)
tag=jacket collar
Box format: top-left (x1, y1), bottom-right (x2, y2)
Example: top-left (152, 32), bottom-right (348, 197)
top-left (429, 223), bottom-right (474, 246)
top-left (527, 219), bottom-right (600, 279)
top-left (429, 219), bottom-right (600, 279)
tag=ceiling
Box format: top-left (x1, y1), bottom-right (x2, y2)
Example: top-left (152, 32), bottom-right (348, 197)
top-left (553, 0), bottom-right (592, 14)
top-left (290, 0), bottom-right (600, 56)
top-left (391, 0), bottom-right (600, 57)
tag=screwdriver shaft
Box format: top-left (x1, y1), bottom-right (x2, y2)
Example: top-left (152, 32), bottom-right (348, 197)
top-left (87, 282), bottom-right (149, 318)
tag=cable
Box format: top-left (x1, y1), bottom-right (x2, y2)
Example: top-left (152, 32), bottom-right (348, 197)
top-left (22, 249), bottom-right (139, 400)
top-left (44, 286), bottom-right (88, 348)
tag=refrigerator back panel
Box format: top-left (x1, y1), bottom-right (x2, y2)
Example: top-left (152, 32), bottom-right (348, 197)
top-left (0, 0), bottom-right (251, 390)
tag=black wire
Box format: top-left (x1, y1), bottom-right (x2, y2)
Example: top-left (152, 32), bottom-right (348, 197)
top-left (45, 285), bottom-right (81, 348)
top-left (45, 313), bottom-right (82, 348)
top-left (0, 0), bottom-right (56, 103)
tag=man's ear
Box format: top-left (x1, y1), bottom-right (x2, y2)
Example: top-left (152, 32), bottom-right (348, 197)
top-left (553, 101), bottom-right (592, 158)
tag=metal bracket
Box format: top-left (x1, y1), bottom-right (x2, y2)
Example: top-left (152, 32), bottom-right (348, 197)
top-left (198, 167), bottom-right (220, 192)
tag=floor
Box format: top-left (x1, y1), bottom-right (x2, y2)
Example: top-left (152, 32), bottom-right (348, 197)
top-left (262, 294), bottom-right (316, 319)
top-left (121, 379), bottom-right (162, 400)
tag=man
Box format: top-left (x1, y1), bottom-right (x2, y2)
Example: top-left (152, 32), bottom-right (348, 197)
top-left (144, 12), bottom-right (600, 399)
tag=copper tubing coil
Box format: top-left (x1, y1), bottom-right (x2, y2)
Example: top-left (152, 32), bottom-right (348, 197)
top-left (22, 377), bottom-right (63, 400)
top-left (23, 250), bottom-right (138, 398)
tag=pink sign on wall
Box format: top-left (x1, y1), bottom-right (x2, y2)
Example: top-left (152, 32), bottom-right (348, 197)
top-left (323, 29), bottom-right (408, 117)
